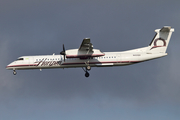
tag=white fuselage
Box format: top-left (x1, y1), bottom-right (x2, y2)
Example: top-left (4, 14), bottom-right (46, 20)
top-left (6, 26), bottom-right (174, 77)
top-left (6, 48), bottom-right (167, 70)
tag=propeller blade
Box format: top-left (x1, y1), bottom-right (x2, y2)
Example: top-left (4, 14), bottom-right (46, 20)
top-left (60, 44), bottom-right (66, 62)
top-left (63, 54), bottom-right (65, 62)
top-left (63, 44), bottom-right (65, 52)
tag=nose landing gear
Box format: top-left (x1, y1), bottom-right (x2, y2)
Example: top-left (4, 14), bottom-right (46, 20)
top-left (13, 70), bottom-right (17, 75)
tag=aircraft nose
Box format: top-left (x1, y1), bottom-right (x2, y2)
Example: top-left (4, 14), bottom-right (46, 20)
top-left (6, 64), bottom-right (11, 70)
top-left (6, 62), bottom-right (13, 70)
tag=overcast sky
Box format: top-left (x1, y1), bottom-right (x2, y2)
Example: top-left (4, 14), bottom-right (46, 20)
top-left (1, 0), bottom-right (180, 120)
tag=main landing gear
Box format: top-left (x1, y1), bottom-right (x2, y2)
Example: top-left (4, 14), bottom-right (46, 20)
top-left (13, 70), bottom-right (17, 75)
top-left (82, 66), bottom-right (91, 77)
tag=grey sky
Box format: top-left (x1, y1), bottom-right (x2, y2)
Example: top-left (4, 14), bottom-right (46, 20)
top-left (1, 0), bottom-right (180, 120)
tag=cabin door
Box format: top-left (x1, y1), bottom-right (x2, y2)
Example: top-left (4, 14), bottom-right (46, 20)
top-left (116, 53), bottom-right (121, 63)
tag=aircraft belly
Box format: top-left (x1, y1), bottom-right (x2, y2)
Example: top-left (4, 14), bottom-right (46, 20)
top-left (113, 63), bottom-right (134, 66)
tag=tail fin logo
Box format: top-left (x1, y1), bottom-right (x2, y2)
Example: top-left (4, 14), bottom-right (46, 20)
top-left (150, 38), bottom-right (166, 50)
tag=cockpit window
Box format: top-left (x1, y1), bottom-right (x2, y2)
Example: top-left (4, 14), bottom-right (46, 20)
top-left (17, 58), bottom-right (24, 61)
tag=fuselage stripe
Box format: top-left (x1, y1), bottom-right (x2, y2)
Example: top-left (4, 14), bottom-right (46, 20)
top-left (61, 61), bottom-right (140, 65)
top-left (6, 61), bottom-right (140, 68)
top-left (6, 64), bottom-right (37, 68)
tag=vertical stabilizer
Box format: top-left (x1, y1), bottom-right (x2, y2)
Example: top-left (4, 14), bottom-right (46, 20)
top-left (147, 26), bottom-right (174, 53)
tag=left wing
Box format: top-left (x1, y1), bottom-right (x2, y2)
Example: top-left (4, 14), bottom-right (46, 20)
top-left (79, 38), bottom-right (93, 52)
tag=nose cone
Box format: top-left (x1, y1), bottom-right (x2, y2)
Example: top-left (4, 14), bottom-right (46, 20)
top-left (6, 64), bottom-right (11, 70)
top-left (6, 62), bottom-right (14, 70)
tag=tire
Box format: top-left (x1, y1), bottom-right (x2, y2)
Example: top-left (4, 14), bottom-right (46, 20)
top-left (85, 72), bottom-right (89, 77)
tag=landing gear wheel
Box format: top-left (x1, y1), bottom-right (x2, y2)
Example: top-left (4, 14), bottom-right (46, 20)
top-left (85, 72), bottom-right (90, 77)
top-left (86, 66), bottom-right (91, 71)
top-left (13, 70), bottom-right (17, 75)
top-left (82, 67), bottom-right (91, 77)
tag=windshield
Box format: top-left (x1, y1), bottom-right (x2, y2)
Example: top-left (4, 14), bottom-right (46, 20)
top-left (17, 58), bottom-right (24, 61)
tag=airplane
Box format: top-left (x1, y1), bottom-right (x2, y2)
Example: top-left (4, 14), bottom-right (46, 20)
top-left (6, 26), bottom-right (174, 77)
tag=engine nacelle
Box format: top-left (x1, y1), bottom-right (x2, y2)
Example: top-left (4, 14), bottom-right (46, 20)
top-left (65, 49), bottom-right (105, 59)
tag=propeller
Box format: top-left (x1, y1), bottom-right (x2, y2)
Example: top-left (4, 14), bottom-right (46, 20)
top-left (60, 44), bottom-right (66, 62)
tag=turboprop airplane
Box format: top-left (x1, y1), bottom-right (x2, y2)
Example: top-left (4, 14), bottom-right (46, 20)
top-left (6, 26), bottom-right (174, 77)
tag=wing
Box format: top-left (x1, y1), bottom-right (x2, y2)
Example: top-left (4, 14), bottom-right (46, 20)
top-left (79, 38), bottom-right (93, 52)
top-left (66, 38), bottom-right (105, 59)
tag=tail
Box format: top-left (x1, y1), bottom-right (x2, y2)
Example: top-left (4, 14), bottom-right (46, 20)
top-left (147, 26), bottom-right (174, 53)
